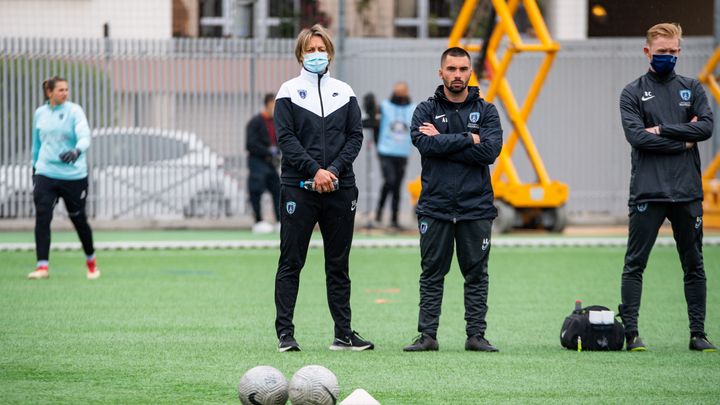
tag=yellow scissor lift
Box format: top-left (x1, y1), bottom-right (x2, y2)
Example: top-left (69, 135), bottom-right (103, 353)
top-left (410, 0), bottom-right (569, 232)
top-left (698, 47), bottom-right (720, 228)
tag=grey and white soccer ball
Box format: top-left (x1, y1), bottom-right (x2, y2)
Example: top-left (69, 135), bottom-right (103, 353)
top-left (289, 365), bottom-right (340, 405)
top-left (237, 365), bottom-right (289, 405)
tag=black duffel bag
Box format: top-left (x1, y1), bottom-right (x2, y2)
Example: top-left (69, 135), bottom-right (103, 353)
top-left (560, 305), bottom-right (625, 351)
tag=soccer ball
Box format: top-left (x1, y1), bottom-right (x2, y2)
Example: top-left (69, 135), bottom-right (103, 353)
top-left (289, 365), bottom-right (340, 405)
top-left (237, 365), bottom-right (289, 405)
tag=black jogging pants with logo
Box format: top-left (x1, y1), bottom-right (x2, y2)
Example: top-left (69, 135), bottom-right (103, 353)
top-left (274, 185), bottom-right (359, 339)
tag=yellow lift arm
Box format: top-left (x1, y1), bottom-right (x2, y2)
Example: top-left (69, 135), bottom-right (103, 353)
top-left (408, 0), bottom-right (568, 232)
top-left (453, 0), bottom-right (567, 231)
top-left (698, 47), bottom-right (720, 228)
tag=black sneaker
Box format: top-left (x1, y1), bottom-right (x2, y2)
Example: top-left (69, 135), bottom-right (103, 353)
top-left (278, 334), bottom-right (301, 352)
top-left (329, 331), bottom-right (374, 351)
top-left (403, 333), bottom-right (439, 352)
top-left (689, 334), bottom-right (718, 352)
top-left (626, 333), bottom-right (646, 351)
top-left (465, 334), bottom-right (499, 352)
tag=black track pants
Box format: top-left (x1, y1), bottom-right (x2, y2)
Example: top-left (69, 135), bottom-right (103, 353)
top-left (376, 155), bottom-right (407, 223)
top-left (248, 156), bottom-right (280, 222)
top-left (34, 175), bottom-right (94, 261)
top-left (275, 185), bottom-right (358, 338)
top-left (416, 216), bottom-right (493, 338)
top-left (620, 201), bottom-right (706, 333)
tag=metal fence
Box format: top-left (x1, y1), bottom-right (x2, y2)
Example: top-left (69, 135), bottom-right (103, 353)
top-left (0, 38), bottom-right (296, 220)
top-left (0, 36), bottom-right (716, 223)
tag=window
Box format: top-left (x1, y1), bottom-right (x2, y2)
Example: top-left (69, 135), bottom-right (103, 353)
top-left (429, 0), bottom-right (453, 18)
top-left (197, 0), bottom-right (330, 39)
top-left (427, 0), bottom-right (456, 37)
top-left (266, 0), bottom-right (297, 38)
top-left (199, 0), bottom-right (225, 37)
top-left (199, 0), bottom-right (255, 38)
top-left (269, 0), bottom-right (295, 17)
top-left (394, 26), bottom-right (418, 38)
top-left (394, 0), bottom-right (459, 38)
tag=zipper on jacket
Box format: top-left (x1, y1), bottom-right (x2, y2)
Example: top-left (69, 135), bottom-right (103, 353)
top-left (453, 107), bottom-right (461, 220)
top-left (317, 73), bottom-right (326, 167)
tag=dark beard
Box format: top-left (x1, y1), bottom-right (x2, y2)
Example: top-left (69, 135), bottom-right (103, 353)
top-left (445, 82), bottom-right (467, 93)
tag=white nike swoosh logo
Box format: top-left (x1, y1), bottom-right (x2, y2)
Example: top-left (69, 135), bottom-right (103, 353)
top-left (435, 114), bottom-right (446, 119)
top-left (641, 95), bottom-right (655, 101)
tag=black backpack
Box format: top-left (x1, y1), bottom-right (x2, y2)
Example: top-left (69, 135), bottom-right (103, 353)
top-left (560, 305), bottom-right (625, 351)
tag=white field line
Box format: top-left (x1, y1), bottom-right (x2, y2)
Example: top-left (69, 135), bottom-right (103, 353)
top-left (1, 237), bottom-right (719, 251)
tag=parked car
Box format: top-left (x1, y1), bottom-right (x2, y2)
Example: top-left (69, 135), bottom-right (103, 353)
top-left (0, 163), bottom-right (34, 218)
top-left (0, 127), bottom-right (242, 219)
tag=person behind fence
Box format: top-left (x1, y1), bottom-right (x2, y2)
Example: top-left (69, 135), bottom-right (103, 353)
top-left (272, 24), bottom-right (374, 352)
top-left (618, 23), bottom-right (715, 352)
top-left (27, 76), bottom-right (99, 281)
top-left (375, 81), bottom-right (415, 230)
top-left (246, 93), bottom-right (281, 234)
top-left (403, 47), bottom-right (503, 352)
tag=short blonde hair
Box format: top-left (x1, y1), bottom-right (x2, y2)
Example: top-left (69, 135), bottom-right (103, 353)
top-left (294, 24), bottom-right (335, 65)
top-left (646, 23), bottom-right (682, 45)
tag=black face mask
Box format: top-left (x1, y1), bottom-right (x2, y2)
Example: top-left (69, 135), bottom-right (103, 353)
top-left (390, 94), bottom-right (411, 105)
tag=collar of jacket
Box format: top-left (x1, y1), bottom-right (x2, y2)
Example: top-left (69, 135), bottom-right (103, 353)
top-left (300, 67), bottom-right (330, 83)
top-left (433, 85), bottom-right (480, 106)
top-left (646, 69), bottom-right (676, 83)
top-left (45, 101), bottom-right (68, 111)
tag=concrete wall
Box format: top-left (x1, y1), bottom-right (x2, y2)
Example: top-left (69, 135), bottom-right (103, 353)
top-left (0, 0), bottom-right (172, 39)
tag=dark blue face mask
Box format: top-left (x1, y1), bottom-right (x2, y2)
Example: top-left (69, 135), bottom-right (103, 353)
top-left (650, 54), bottom-right (677, 75)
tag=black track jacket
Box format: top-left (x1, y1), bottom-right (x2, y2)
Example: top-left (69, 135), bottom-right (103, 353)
top-left (274, 69), bottom-right (363, 188)
top-left (620, 70), bottom-right (713, 205)
top-left (246, 113), bottom-right (273, 160)
top-left (412, 85), bottom-right (503, 222)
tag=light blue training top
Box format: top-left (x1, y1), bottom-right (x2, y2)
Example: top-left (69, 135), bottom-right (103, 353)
top-left (377, 99), bottom-right (415, 158)
top-left (32, 101), bottom-right (91, 180)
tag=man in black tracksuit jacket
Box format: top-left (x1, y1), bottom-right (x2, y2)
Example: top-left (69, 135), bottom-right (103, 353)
top-left (403, 47), bottom-right (503, 352)
top-left (246, 93), bottom-right (281, 229)
top-left (619, 23), bottom-right (716, 352)
top-left (273, 25), bottom-right (373, 352)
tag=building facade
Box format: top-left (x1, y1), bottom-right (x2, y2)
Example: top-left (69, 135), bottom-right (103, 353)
top-left (0, 0), bottom-right (172, 39)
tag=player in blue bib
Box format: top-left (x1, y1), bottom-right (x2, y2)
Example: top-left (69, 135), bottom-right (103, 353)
top-left (375, 82), bottom-right (415, 229)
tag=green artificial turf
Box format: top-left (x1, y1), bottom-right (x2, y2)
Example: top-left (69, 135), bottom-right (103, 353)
top-left (1, 245), bottom-right (718, 404)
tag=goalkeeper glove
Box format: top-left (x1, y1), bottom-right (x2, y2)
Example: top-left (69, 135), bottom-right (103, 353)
top-left (59, 149), bottom-right (81, 163)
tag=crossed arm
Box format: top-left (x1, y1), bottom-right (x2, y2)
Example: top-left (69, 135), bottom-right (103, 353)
top-left (620, 88), bottom-right (703, 154)
top-left (654, 82), bottom-right (713, 143)
top-left (411, 103), bottom-right (503, 166)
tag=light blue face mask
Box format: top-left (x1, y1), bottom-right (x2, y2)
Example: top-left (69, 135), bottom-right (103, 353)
top-left (303, 52), bottom-right (329, 74)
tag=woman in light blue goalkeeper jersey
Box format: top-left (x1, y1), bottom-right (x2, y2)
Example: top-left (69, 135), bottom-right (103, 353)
top-left (27, 76), bottom-right (100, 280)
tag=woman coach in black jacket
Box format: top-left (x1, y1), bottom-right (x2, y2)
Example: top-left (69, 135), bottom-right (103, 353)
top-left (272, 24), bottom-right (373, 353)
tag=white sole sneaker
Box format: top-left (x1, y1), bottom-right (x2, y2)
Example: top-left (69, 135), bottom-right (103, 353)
top-left (27, 270), bottom-right (49, 280)
top-left (87, 270), bottom-right (101, 280)
top-left (252, 221), bottom-right (274, 234)
top-left (329, 344), bottom-right (373, 351)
